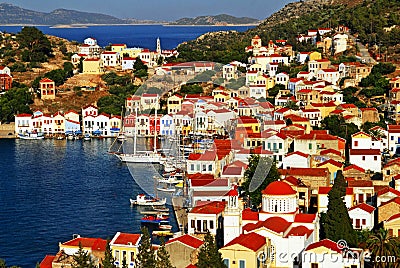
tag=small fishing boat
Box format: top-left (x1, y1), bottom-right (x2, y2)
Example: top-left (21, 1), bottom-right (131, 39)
top-left (152, 205), bottom-right (169, 212)
top-left (117, 133), bottom-right (127, 142)
top-left (152, 230), bottom-right (173, 237)
top-left (159, 224), bottom-right (173, 230)
top-left (130, 194), bottom-right (167, 206)
top-left (18, 131), bottom-right (44, 140)
top-left (83, 133), bottom-right (91, 141)
top-left (66, 133), bottom-right (74, 140)
top-left (141, 215), bottom-right (169, 223)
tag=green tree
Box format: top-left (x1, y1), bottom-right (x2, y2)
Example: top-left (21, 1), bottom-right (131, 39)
top-left (102, 240), bottom-right (116, 268)
top-left (121, 256), bottom-right (128, 268)
top-left (72, 242), bottom-right (94, 268)
top-left (156, 237), bottom-right (174, 268)
top-left (0, 87), bottom-right (33, 123)
top-left (241, 155), bottom-right (280, 207)
top-left (322, 171), bottom-right (357, 247)
top-left (321, 115), bottom-right (359, 142)
top-left (366, 229), bottom-right (400, 268)
top-left (17, 27), bottom-right (52, 62)
top-left (197, 232), bottom-right (226, 268)
top-left (135, 227), bottom-right (156, 268)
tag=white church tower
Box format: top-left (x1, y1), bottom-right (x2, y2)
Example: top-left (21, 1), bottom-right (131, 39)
top-left (156, 37), bottom-right (161, 55)
top-left (223, 186), bottom-right (241, 245)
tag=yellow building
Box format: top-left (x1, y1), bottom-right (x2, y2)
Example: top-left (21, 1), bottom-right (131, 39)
top-left (83, 58), bottom-right (104, 74)
top-left (110, 232), bottom-right (141, 268)
top-left (308, 102), bottom-right (337, 119)
top-left (236, 116), bottom-right (260, 133)
top-left (214, 92), bottom-right (230, 103)
top-left (316, 159), bottom-right (344, 185)
top-left (309, 51), bottom-right (322, 61)
top-left (168, 94), bottom-right (183, 114)
top-left (53, 112), bottom-right (65, 134)
top-left (111, 44), bottom-right (127, 53)
top-left (40, 78), bottom-right (56, 100)
top-left (122, 47), bottom-right (143, 58)
top-left (220, 232), bottom-right (269, 268)
top-left (384, 213), bottom-right (400, 237)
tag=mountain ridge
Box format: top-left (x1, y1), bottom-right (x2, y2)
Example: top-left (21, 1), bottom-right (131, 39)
top-left (0, 3), bottom-right (259, 26)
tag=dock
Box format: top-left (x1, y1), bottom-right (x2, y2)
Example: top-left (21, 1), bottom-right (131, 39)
top-left (172, 196), bottom-right (188, 233)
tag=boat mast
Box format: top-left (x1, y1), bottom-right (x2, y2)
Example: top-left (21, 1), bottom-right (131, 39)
top-left (154, 97), bottom-right (158, 154)
top-left (134, 107), bottom-right (138, 155)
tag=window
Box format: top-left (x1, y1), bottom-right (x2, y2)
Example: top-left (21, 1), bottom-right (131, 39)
top-left (115, 250), bottom-right (120, 261)
top-left (208, 165), bottom-right (212, 171)
top-left (279, 143), bottom-right (282, 149)
top-left (191, 220), bottom-right (195, 229)
top-left (387, 170), bottom-right (391, 175)
top-left (190, 164), bottom-right (194, 171)
top-left (130, 252), bottom-right (135, 262)
top-left (309, 143), bottom-right (312, 150)
top-left (374, 156), bottom-right (377, 161)
top-left (362, 219), bottom-right (366, 225)
top-left (203, 220), bottom-right (208, 231)
top-left (239, 260), bottom-right (245, 268)
top-left (209, 220), bottom-right (214, 229)
top-left (311, 263), bottom-right (319, 268)
top-left (354, 141), bottom-right (358, 147)
top-left (223, 259), bottom-right (229, 268)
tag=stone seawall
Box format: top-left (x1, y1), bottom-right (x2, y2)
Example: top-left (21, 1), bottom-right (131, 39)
top-left (0, 122), bottom-right (16, 138)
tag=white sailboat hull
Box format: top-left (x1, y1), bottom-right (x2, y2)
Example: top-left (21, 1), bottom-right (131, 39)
top-left (115, 152), bottom-right (162, 163)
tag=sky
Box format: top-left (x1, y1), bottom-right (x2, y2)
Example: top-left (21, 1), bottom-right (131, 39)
top-left (8, 0), bottom-right (294, 21)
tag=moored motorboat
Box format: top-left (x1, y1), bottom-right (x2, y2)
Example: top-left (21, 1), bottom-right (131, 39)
top-left (159, 224), bottom-right (173, 230)
top-left (18, 131), bottom-right (44, 140)
top-left (130, 194), bottom-right (167, 206)
top-left (152, 230), bottom-right (173, 237)
top-left (141, 214), bottom-right (169, 223)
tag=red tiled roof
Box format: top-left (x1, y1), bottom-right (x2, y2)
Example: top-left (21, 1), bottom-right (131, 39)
top-left (376, 187), bottom-right (400, 197)
top-left (279, 168), bottom-right (328, 177)
top-left (190, 201), bottom-right (226, 214)
top-left (222, 166), bottom-right (243, 176)
top-left (285, 226), bottom-right (313, 238)
top-left (386, 213), bottom-right (400, 222)
top-left (244, 217), bottom-right (291, 234)
top-left (262, 181), bottom-right (296, 195)
top-left (317, 159), bottom-right (343, 168)
top-left (166, 234), bottom-right (204, 249)
top-left (223, 232), bottom-right (266, 251)
top-left (296, 133), bottom-right (338, 141)
top-left (349, 149), bottom-right (380, 155)
top-left (40, 255), bottom-right (55, 268)
top-left (285, 151), bottom-right (309, 158)
top-left (16, 113), bottom-right (32, 117)
top-left (40, 78), bottom-right (54, 83)
top-left (242, 208), bottom-right (259, 221)
top-left (380, 197), bottom-right (400, 207)
top-left (188, 150), bottom-right (216, 161)
top-left (305, 239), bottom-right (341, 253)
top-left (113, 232), bottom-right (141, 246)
top-left (320, 148), bottom-right (342, 157)
top-left (344, 164), bottom-right (365, 173)
top-left (349, 203), bottom-right (375, 213)
top-left (347, 180), bottom-right (373, 187)
top-left (383, 158), bottom-right (400, 168)
top-left (294, 213), bottom-right (317, 223)
top-left (62, 237), bottom-right (107, 251)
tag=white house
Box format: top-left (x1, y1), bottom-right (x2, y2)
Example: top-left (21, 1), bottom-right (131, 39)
top-left (387, 125), bottom-right (400, 155)
top-left (160, 114), bottom-right (175, 136)
top-left (333, 34), bottom-right (348, 54)
top-left (297, 52), bottom-right (310, 64)
top-left (317, 69), bottom-right (340, 85)
top-left (101, 51), bottom-right (121, 67)
top-left (223, 64), bottom-right (238, 81)
top-left (302, 239), bottom-right (362, 268)
top-left (84, 37), bottom-right (97, 46)
top-left (349, 149), bottom-right (381, 173)
top-left (275, 72), bottom-right (290, 88)
top-left (15, 113), bottom-right (32, 134)
top-left (188, 201), bottom-right (225, 236)
top-left (122, 57), bottom-right (136, 70)
top-left (262, 133), bottom-right (291, 166)
top-left (140, 94), bottom-right (159, 111)
top-left (282, 151), bottom-right (310, 169)
top-left (348, 203), bottom-right (375, 230)
top-left (186, 150), bottom-right (217, 176)
top-left (82, 105), bottom-right (98, 118)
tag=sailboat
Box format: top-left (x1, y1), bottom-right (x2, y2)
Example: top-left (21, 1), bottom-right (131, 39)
top-left (113, 104), bottom-right (163, 164)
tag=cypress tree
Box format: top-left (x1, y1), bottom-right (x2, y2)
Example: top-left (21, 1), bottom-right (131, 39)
top-left (323, 170), bottom-right (357, 246)
top-left (72, 242), bottom-right (94, 268)
top-left (102, 240), bottom-right (116, 268)
top-left (197, 232), bottom-right (226, 268)
top-left (156, 237), bottom-right (175, 268)
top-left (135, 227), bottom-right (156, 268)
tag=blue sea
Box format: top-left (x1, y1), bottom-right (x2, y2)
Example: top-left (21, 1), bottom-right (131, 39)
top-left (0, 138), bottom-right (172, 267)
top-left (0, 24), bottom-right (255, 267)
top-left (0, 24), bottom-right (254, 50)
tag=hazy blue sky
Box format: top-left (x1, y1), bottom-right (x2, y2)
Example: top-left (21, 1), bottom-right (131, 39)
top-left (9, 0), bottom-right (294, 21)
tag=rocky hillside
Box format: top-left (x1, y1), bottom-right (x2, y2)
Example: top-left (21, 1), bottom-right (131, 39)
top-left (176, 0), bottom-right (400, 63)
top-left (172, 14), bottom-right (259, 25)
